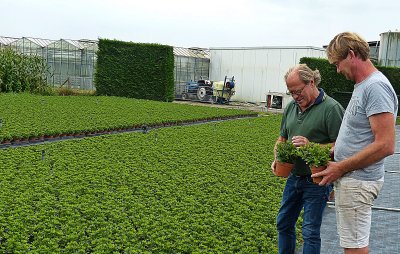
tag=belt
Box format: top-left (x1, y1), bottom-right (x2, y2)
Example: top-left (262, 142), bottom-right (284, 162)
top-left (294, 174), bottom-right (311, 178)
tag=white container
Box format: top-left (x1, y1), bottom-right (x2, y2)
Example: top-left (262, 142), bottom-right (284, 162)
top-left (378, 31), bottom-right (400, 67)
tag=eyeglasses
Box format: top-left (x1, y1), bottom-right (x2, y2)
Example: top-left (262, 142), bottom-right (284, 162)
top-left (286, 83), bottom-right (308, 96)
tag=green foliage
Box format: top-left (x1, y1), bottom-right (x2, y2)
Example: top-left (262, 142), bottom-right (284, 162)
top-left (94, 39), bottom-right (174, 102)
top-left (300, 57), bottom-right (400, 95)
top-left (298, 142), bottom-right (331, 167)
top-left (299, 57), bottom-right (354, 96)
top-left (0, 93), bottom-right (256, 142)
top-left (378, 65), bottom-right (400, 95)
top-left (300, 57), bottom-right (400, 115)
top-left (0, 116), bottom-right (284, 253)
top-left (0, 47), bottom-right (48, 93)
top-left (276, 141), bottom-right (298, 163)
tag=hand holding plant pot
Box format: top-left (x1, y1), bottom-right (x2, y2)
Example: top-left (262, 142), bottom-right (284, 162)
top-left (273, 141), bottom-right (298, 177)
top-left (298, 142), bottom-right (331, 184)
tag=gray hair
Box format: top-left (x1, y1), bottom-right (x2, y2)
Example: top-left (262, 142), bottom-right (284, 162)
top-left (284, 64), bottom-right (321, 86)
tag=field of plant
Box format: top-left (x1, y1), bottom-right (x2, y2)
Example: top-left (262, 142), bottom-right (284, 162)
top-left (0, 114), bottom-right (290, 253)
top-left (0, 93), bottom-right (256, 142)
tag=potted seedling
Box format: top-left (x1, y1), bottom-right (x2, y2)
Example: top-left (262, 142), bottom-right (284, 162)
top-left (299, 142), bottom-right (331, 184)
top-left (274, 140), bottom-right (298, 177)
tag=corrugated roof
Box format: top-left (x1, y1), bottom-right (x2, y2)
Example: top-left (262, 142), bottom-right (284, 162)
top-left (173, 47), bottom-right (210, 59)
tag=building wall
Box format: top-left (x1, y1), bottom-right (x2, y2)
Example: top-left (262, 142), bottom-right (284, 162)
top-left (209, 46), bottom-right (326, 103)
top-left (378, 31), bottom-right (400, 67)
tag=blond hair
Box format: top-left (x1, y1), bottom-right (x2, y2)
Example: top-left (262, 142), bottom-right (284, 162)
top-left (326, 32), bottom-right (370, 63)
top-left (284, 64), bottom-right (321, 86)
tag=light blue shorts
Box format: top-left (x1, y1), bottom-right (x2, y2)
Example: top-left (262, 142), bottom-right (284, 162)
top-left (334, 177), bottom-right (383, 248)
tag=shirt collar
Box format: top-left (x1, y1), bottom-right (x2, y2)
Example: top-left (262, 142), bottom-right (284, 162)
top-left (313, 88), bottom-right (326, 105)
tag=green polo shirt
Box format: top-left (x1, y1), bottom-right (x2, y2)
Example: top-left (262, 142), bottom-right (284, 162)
top-left (280, 89), bottom-right (344, 176)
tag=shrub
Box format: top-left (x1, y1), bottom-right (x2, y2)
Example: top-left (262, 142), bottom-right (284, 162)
top-left (0, 47), bottom-right (48, 93)
top-left (94, 39), bottom-right (174, 102)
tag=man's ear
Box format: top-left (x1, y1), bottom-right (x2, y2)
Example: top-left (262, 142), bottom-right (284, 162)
top-left (348, 49), bottom-right (356, 59)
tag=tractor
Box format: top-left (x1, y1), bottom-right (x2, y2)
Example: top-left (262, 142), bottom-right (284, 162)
top-left (181, 79), bottom-right (213, 101)
top-left (180, 76), bottom-right (236, 104)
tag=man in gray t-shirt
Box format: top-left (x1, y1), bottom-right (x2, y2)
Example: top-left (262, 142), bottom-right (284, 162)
top-left (334, 71), bottom-right (398, 181)
top-left (314, 32), bottom-right (398, 253)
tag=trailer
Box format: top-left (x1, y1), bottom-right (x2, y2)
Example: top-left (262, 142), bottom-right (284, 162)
top-left (211, 76), bottom-right (235, 104)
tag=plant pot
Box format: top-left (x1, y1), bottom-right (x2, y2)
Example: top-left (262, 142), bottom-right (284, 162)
top-left (2, 140), bottom-right (12, 145)
top-left (310, 165), bottom-right (326, 184)
top-left (275, 161), bottom-right (294, 177)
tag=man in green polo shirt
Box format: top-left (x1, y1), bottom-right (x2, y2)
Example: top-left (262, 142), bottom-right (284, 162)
top-left (271, 64), bottom-right (344, 254)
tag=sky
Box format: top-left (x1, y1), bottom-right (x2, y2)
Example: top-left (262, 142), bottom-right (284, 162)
top-left (1, 0), bottom-right (399, 49)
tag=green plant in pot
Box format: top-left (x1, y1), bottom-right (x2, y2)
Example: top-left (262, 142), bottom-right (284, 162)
top-left (299, 142), bottom-right (331, 184)
top-left (275, 140), bottom-right (298, 177)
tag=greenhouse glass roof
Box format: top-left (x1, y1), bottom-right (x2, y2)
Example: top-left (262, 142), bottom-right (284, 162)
top-left (173, 47), bottom-right (210, 59)
top-left (2, 36), bottom-right (206, 58)
top-left (13, 37), bottom-right (55, 48)
top-left (47, 39), bottom-right (98, 51)
top-left (62, 39), bottom-right (98, 51)
top-left (0, 36), bottom-right (18, 46)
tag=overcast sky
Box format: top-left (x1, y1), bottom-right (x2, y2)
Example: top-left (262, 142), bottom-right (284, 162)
top-left (2, 0), bottom-right (399, 48)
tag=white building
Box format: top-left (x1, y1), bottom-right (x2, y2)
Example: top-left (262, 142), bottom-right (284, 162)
top-left (209, 46), bottom-right (326, 104)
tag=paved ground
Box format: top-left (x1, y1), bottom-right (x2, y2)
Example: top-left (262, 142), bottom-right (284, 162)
top-left (173, 100), bottom-right (284, 114)
top-left (297, 125), bottom-right (400, 253)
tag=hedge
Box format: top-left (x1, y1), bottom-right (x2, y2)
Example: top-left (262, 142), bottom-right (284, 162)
top-left (94, 39), bottom-right (174, 102)
top-left (300, 57), bottom-right (400, 115)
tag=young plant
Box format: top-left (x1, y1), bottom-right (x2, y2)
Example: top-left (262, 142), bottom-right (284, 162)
top-left (276, 140), bottom-right (298, 164)
top-left (299, 142), bottom-right (331, 167)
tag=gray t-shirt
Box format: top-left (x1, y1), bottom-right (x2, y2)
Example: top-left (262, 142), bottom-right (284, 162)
top-left (334, 71), bottom-right (398, 181)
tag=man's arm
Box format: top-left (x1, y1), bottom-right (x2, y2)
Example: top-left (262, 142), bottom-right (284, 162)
top-left (314, 112), bottom-right (396, 185)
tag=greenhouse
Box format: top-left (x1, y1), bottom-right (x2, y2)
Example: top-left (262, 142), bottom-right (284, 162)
top-left (173, 47), bottom-right (210, 99)
top-left (45, 39), bottom-right (97, 90)
top-left (0, 36), bottom-right (97, 90)
top-left (1, 36), bottom-right (210, 93)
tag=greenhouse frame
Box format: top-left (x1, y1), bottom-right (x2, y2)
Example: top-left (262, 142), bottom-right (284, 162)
top-left (173, 47), bottom-right (210, 99)
top-left (0, 36), bottom-right (98, 90)
top-left (1, 36), bottom-right (210, 94)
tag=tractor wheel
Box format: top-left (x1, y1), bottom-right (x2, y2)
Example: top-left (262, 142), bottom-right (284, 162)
top-left (197, 87), bottom-right (207, 101)
top-left (181, 93), bottom-right (188, 100)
